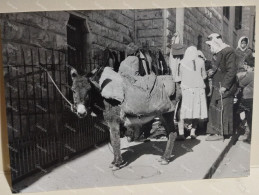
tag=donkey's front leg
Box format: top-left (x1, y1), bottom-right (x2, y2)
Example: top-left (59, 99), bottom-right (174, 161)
top-left (160, 112), bottom-right (177, 165)
top-left (108, 121), bottom-right (124, 171)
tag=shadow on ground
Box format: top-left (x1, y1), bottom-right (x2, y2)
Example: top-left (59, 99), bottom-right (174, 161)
top-left (13, 138), bottom-right (201, 193)
top-left (121, 138), bottom-right (201, 166)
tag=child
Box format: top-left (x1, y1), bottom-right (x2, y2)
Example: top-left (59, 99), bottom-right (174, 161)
top-left (236, 59), bottom-right (254, 142)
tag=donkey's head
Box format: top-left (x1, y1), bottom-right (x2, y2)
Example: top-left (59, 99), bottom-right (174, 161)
top-left (70, 69), bottom-right (92, 118)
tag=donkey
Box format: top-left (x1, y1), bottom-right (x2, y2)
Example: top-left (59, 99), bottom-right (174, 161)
top-left (70, 66), bottom-right (178, 170)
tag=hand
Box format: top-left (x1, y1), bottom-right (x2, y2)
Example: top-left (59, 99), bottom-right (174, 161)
top-left (234, 97), bottom-right (238, 104)
top-left (207, 69), bottom-right (214, 77)
top-left (240, 112), bottom-right (246, 121)
top-left (219, 87), bottom-right (226, 94)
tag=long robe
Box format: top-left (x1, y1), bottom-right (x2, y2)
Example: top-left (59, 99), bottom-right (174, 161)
top-left (206, 47), bottom-right (237, 136)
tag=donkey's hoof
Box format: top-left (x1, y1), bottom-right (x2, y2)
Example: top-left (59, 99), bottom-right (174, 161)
top-left (160, 159), bottom-right (169, 165)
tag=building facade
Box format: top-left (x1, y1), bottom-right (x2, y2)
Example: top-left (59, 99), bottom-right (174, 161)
top-left (0, 6), bottom-right (255, 72)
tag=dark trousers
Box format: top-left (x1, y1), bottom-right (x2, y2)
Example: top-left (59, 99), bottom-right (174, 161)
top-left (238, 98), bottom-right (253, 132)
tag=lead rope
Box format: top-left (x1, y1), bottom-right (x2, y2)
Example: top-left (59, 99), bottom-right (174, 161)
top-left (37, 65), bottom-right (74, 108)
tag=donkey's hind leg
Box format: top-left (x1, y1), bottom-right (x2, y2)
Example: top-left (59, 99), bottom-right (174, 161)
top-left (108, 121), bottom-right (124, 171)
top-left (160, 112), bottom-right (177, 165)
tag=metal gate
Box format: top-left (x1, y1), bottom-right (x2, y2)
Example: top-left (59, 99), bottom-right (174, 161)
top-left (4, 47), bottom-right (109, 183)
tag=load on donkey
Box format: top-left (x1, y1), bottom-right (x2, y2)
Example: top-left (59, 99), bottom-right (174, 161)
top-left (70, 42), bottom-right (178, 170)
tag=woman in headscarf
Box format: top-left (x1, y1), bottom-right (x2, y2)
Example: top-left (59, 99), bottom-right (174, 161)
top-left (236, 36), bottom-right (253, 70)
top-left (178, 46), bottom-right (208, 139)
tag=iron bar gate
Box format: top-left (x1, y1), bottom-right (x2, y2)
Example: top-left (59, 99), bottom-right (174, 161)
top-left (4, 47), bottom-right (109, 183)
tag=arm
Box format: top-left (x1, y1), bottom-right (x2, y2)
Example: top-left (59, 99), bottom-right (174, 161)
top-left (174, 63), bottom-right (182, 82)
top-left (238, 72), bottom-right (254, 88)
top-left (201, 60), bottom-right (207, 80)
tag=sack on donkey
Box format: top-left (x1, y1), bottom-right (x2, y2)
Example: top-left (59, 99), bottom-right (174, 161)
top-left (157, 75), bottom-right (175, 97)
top-left (121, 74), bottom-right (173, 116)
top-left (99, 67), bottom-right (124, 102)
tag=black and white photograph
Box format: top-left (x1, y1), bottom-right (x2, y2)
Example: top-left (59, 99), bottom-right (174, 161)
top-left (0, 5), bottom-right (256, 193)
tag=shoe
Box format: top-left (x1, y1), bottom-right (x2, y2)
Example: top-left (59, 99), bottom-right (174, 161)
top-left (176, 134), bottom-right (185, 141)
top-left (238, 126), bottom-right (250, 142)
top-left (205, 134), bottom-right (224, 141)
top-left (238, 134), bottom-right (249, 141)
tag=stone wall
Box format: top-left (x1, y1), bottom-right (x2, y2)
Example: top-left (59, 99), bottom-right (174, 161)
top-left (135, 9), bottom-right (176, 51)
top-left (135, 8), bottom-right (176, 62)
top-left (135, 9), bottom-right (164, 50)
top-left (183, 7), bottom-right (223, 59)
top-left (78, 9), bottom-right (135, 55)
top-left (0, 11), bottom-right (69, 67)
top-left (0, 10), bottom-right (135, 68)
top-left (239, 6), bottom-right (256, 49)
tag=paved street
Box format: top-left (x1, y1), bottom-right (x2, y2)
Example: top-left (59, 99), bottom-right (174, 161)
top-left (13, 135), bottom-right (243, 193)
top-left (212, 140), bottom-right (250, 179)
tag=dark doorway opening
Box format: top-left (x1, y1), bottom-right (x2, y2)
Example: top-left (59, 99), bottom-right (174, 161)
top-left (67, 15), bottom-right (86, 73)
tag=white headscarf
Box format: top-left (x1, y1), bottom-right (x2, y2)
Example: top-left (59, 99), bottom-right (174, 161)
top-left (237, 36), bottom-right (249, 51)
top-left (206, 33), bottom-right (230, 54)
top-left (180, 46), bottom-right (198, 72)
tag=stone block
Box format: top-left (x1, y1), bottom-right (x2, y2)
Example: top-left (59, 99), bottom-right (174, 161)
top-left (122, 34), bottom-right (133, 44)
top-left (91, 12), bottom-right (105, 25)
top-left (100, 26), bottom-right (109, 38)
top-left (136, 10), bottom-right (163, 20)
top-left (55, 34), bottom-right (67, 51)
top-left (152, 19), bottom-right (164, 29)
top-left (0, 13), bottom-right (17, 20)
top-left (116, 13), bottom-right (134, 29)
top-left (117, 23), bottom-right (129, 35)
top-left (5, 42), bottom-right (19, 65)
top-left (45, 49), bottom-right (53, 65)
top-left (136, 20), bottom-right (153, 30)
top-left (48, 20), bottom-right (66, 35)
top-left (4, 21), bottom-right (29, 43)
top-left (1, 43), bottom-right (8, 65)
top-left (138, 29), bottom-right (163, 38)
top-left (109, 40), bottom-right (125, 51)
top-left (102, 16), bottom-right (115, 30)
top-left (38, 48), bottom-right (46, 65)
top-left (45, 11), bottom-right (69, 23)
top-left (167, 8), bottom-right (176, 17)
top-left (89, 33), bottom-right (98, 44)
top-left (30, 27), bottom-right (55, 49)
top-left (109, 30), bottom-right (124, 42)
top-left (102, 10), bottom-right (134, 30)
top-left (97, 35), bottom-right (107, 47)
top-left (138, 37), bottom-right (163, 47)
top-left (31, 48), bottom-right (40, 66)
top-left (22, 45), bottom-right (33, 65)
top-left (121, 10), bottom-right (135, 20)
top-left (0, 19), bottom-right (4, 38)
top-left (16, 13), bottom-right (49, 30)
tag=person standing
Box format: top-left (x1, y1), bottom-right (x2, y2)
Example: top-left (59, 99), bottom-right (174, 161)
top-left (235, 36), bottom-right (253, 70)
top-left (178, 46), bottom-right (208, 139)
top-left (205, 33), bottom-right (237, 141)
top-left (168, 32), bottom-right (186, 140)
top-left (236, 57), bottom-right (254, 142)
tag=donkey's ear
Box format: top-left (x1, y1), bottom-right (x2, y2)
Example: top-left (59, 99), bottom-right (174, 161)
top-left (70, 69), bottom-right (78, 80)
